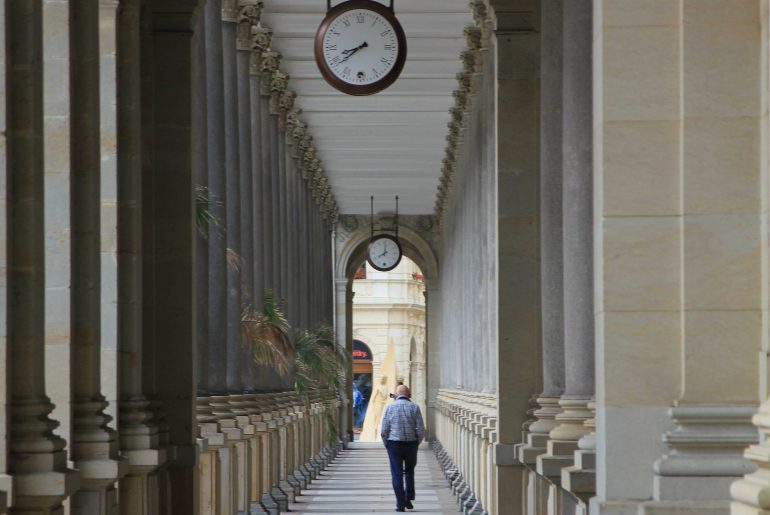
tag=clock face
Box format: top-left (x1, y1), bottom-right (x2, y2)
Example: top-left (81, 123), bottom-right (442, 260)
top-left (367, 236), bottom-right (402, 272)
top-left (315, 1), bottom-right (407, 95)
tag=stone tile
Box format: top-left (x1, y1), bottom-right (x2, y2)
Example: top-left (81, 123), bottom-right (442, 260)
top-left (683, 214), bottom-right (761, 310)
top-left (599, 312), bottom-right (681, 406)
top-left (603, 26), bottom-right (680, 122)
top-left (683, 19), bottom-right (760, 118)
top-left (290, 442), bottom-right (458, 514)
top-left (601, 217), bottom-right (681, 312)
top-left (602, 121), bottom-right (680, 217)
top-left (603, 0), bottom-right (681, 27)
top-left (683, 117), bottom-right (760, 214)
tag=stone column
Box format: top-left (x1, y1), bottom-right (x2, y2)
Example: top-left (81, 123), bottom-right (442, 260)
top-left (270, 113), bottom-right (282, 300)
top-left (425, 279), bottom-right (441, 439)
top-left (249, 44), bottom-right (264, 311)
top-left (205, 0), bottom-right (229, 405)
top-left (115, 2), bottom-right (167, 513)
top-left (259, 52), bottom-right (279, 293)
top-left (517, 0), bottom-right (564, 466)
top-left (193, 1), bottom-right (210, 400)
top-left (145, 5), bottom-right (199, 509)
top-left (488, 1), bottom-right (541, 512)
top-left (222, 0), bottom-right (242, 398)
top-left (537, 0), bottom-right (594, 481)
top-left (653, 1), bottom-right (762, 509)
top-left (6, 0), bottom-right (79, 510)
top-left (236, 5), bottom-right (258, 393)
top-left (335, 279), bottom-right (352, 443)
top-left (69, 0), bottom-right (127, 508)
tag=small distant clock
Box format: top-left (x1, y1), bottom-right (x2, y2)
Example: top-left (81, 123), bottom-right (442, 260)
top-left (367, 234), bottom-right (403, 272)
top-left (315, 0), bottom-right (407, 96)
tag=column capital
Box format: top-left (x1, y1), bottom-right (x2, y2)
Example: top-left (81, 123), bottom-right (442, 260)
top-left (236, 2), bottom-right (263, 50)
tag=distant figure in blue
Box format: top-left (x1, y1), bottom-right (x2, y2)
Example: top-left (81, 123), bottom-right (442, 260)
top-left (352, 383), bottom-right (364, 428)
top-left (381, 384), bottom-right (425, 512)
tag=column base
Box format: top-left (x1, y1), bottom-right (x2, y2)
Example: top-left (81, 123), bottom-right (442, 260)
top-left (536, 440), bottom-right (578, 479)
top-left (517, 432), bottom-right (550, 464)
top-left (655, 475), bottom-right (740, 502)
top-left (562, 449), bottom-right (596, 494)
top-left (655, 405), bottom-right (757, 502)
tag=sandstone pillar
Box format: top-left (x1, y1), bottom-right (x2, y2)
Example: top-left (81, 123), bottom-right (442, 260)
top-left (222, 1), bottom-right (243, 397)
top-left (517, 0), bottom-right (564, 466)
top-left (144, 5), bottom-right (199, 510)
top-left (205, 0), bottom-right (229, 403)
top-left (490, 1), bottom-right (541, 512)
top-left (537, 0), bottom-right (594, 480)
top-left (590, 1), bottom-right (763, 513)
top-left (117, 1), bottom-right (166, 512)
top-left (651, 1), bottom-right (763, 510)
top-left (425, 279), bottom-right (441, 439)
top-left (69, 0), bottom-right (127, 509)
top-left (6, 0), bottom-right (79, 510)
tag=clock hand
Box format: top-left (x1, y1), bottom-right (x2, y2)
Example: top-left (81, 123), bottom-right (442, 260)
top-left (338, 42), bottom-right (368, 63)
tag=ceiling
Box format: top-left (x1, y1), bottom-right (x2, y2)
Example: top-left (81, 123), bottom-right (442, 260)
top-left (261, 0), bottom-right (474, 215)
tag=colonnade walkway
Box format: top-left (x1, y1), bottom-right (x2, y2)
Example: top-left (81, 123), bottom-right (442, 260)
top-left (289, 442), bottom-right (459, 514)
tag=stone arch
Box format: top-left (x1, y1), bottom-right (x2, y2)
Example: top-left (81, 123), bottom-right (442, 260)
top-left (336, 224), bottom-right (438, 282)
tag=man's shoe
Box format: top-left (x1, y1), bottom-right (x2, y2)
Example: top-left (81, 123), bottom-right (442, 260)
top-left (395, 508), bottom-right (405, 512)
top-left (405, 500), bottom-right (414, 509)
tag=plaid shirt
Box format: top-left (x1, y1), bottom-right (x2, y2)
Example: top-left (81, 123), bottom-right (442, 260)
top-left (381, 396), bottom-right (425, 443)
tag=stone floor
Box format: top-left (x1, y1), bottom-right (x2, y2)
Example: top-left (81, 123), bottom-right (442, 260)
top-left (288, 442), bottom-right (459, 514)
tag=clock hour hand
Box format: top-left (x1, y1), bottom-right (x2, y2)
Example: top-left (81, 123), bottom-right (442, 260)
top-left (338, 41), bottom-right (368, 63)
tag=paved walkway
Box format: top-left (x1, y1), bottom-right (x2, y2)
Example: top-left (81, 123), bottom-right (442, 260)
top-left (288, 442), bottom-right (459, 514)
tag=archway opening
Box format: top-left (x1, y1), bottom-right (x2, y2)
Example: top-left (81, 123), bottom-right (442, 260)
top-left (350, 257), bottom-right (427, 441)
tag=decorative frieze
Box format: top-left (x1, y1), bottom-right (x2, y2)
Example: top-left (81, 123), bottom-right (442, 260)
top-left (434, 1), bottom-right (491, 225)
top-left (245, 10), bottom-right (339, 225)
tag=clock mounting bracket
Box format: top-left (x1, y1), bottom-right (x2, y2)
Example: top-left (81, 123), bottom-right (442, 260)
top-left (327, 0), bottom-right (394, 13)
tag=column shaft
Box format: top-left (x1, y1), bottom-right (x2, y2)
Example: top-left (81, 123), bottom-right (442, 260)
top-left (6, 0), bottom-right (78, 509)
top-left (222, 14), bottom-right (242, 394)
top-left (205, 0), bottom-right (228, 396)
top-left (70, 0), bottom-right (126, 503)
top-left (547, 0), bottom-right (594, 444)
top-left (533, 0), bottom-right (564, 435)
top-left (237, 39), bottom-right (255, 390)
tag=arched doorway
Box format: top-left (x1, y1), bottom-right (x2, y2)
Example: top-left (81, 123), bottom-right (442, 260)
top-left (352, 339), bottom-right (373, 432)
top-left (334, 219), bottom-right (438, 443)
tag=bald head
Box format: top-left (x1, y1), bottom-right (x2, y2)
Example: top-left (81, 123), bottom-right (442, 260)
top-left (396, 385), bottom-right (410, 398)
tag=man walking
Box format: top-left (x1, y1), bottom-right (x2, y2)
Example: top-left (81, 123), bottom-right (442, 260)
top-left (380, 384), bottom-right (425, 512)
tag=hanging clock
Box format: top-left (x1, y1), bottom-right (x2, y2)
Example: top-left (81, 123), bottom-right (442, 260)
top-left (366, 196), bottom-right (403, 272)
top-left (367, 234), bottom-right (403, 272)
top-left (315, 0), bottom-right (407, 96)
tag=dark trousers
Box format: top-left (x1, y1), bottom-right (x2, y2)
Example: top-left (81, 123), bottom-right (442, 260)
top-left (385, 440), bottom-right (419, 509)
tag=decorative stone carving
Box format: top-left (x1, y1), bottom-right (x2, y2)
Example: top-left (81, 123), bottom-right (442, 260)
top-left (434, 1), bottom-right (491, 225)
top-left (237, 2), bottom-right (263, 50)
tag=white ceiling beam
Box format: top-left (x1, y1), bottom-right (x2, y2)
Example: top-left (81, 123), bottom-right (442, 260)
top-left (261, 13), bottom-right (472, 38)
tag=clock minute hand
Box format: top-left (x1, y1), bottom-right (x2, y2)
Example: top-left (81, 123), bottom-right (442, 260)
top-left (338, 41), bottom-right (368, 63)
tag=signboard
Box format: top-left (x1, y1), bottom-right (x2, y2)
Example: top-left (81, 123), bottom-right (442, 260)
top-left (352, 340), bottom-right (373, 361)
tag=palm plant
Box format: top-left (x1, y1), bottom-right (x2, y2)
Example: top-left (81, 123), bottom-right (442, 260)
top-left (195, 185), bottom-right (220, 240)
top-left (241, 290), bottom-right (294, 376)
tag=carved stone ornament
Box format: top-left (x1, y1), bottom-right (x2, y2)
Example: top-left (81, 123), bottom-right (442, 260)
top-left (434, 2), bottom-right (490, 222)
top-left (237, 3), bottom-right (263, 49)
top-left (252, 23), bottom-right (273, 58)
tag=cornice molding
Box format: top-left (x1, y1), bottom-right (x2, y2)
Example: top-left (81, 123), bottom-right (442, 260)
top-left (434, 0), bottom-right (491, 227)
